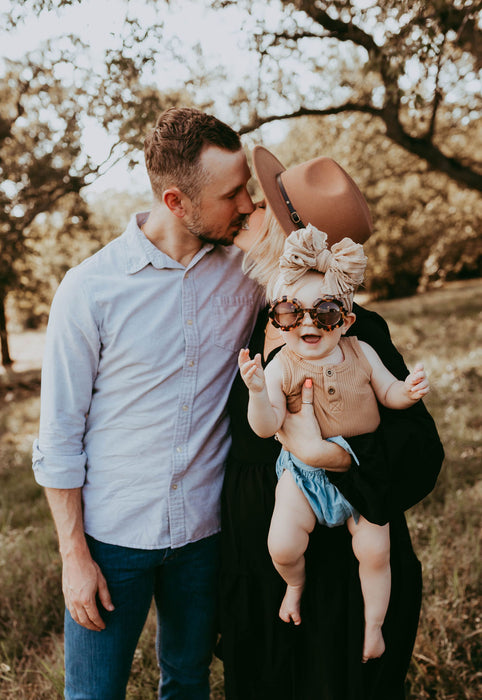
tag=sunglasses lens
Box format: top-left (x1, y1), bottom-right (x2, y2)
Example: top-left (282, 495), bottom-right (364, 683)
top-left (272, 301), bottom-right (301, 329)
top-left (314, 301), bottom-right (342, 328)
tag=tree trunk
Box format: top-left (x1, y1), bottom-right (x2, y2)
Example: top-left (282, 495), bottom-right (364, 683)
top-left (0, 289), bottom-right (13, 367)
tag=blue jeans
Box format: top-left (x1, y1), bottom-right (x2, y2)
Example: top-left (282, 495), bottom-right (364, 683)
top-left (64, 533), bottom-right (220, 700)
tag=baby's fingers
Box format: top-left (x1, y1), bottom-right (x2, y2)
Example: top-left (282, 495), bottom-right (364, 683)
top-left (406, 362), bottom-right (429, 397)
top-left (409, 377), bottom-right (430, 398)
top-left (244, 363), bottom-right (258, 380)
top-left (408, 363), bottom-right (428, 385)
top-left (238, 347), bottom-right (251, 368)
top-left (411, 387), bottom-right (429, 400)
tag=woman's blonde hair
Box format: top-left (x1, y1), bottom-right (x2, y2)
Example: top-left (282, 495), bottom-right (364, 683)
top-left (241, 206), bottom-right (287, 290)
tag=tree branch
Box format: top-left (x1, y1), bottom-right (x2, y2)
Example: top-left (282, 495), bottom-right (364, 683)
top-left (427, 36), bottom-right (445, 141)
top-left (241, 103), bottom-right (482, 191)
top-left (268, 29), bottom-right (326, 44)
top-left (380, 106), bottom-right (482, 190)
top-left (292, 0), bottom-right (380, 55)
top-left (239, 103), bottom-right (381, 134)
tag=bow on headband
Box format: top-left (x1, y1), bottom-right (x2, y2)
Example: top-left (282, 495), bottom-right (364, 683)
top-left (277, 224), bottom-right (367, 308)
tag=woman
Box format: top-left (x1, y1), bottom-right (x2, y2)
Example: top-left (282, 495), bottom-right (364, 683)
top-left (218, 147), bottom-right (444, 700)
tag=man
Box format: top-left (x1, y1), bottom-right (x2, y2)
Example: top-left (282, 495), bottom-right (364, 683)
top-left (33, 107), bottom-right (263, 699)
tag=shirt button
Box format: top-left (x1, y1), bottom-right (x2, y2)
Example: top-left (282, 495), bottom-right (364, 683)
top-left (328, 387), bottom-right (336, 395)
top-left (172, 484), bottom-right (178, 490)
top-left (176, 446), bottom-right (183, 453)
top-left (187, 319), bottom-right (193, 325)
top-left (188, 361), bottom-right (194, 367)
top-left (326, 369), bottom-right (334, 377)
top-left (182, 405), bottom-right (189, 412)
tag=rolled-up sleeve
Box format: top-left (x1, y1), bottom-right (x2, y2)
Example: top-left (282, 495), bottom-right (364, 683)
top-left (32, 439), bottom-right (88, 488)
top-left (32, 269), bottom-right (100, 489)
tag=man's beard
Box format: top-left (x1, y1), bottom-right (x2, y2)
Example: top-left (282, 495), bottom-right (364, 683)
top-left (185, 211), bottom-right (244, 247)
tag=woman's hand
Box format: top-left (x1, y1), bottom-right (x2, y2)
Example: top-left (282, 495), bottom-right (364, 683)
top-left (277, 379), bottom-right (352, 471)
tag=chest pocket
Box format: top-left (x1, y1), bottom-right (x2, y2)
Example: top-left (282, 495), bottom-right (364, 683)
top-left (212, 295), bottom-right (257, 353)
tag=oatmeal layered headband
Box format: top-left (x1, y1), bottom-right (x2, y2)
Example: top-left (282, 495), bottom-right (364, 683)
top-left (273, 224), bottom-right (368, 312)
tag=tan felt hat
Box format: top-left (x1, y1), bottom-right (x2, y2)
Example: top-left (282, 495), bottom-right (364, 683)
top-left (252, 145), bottom-right (372, 244)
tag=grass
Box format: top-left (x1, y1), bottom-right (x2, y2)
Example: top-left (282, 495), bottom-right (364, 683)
top-left (1, 278), bottom-right (481, 699)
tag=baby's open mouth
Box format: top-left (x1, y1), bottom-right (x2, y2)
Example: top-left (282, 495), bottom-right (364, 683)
top-left (302, 335), bottom-right (320, 344)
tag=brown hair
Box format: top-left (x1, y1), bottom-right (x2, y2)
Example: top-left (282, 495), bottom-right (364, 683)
top-left (144, 107), bottom-right (241, 201)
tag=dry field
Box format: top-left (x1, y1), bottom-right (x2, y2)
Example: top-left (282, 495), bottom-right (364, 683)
top-left (1, 279), bottom-right (481, 699)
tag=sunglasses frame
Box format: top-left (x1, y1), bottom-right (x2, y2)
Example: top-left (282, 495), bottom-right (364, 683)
top-left (268, 295), bottom-right (347, 332)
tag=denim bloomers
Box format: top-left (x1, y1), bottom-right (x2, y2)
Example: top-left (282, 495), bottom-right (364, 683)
top-left (276, 448), bottom-right (359, 527)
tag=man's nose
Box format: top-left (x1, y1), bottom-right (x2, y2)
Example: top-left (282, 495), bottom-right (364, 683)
top-left (237, 188), bottom-right (255, 214)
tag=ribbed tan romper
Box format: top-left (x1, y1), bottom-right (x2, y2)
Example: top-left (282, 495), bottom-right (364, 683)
top-left (278, 336), bottom-right (381, 439)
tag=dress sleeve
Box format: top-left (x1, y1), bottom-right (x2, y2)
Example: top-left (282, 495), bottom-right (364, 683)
top-left (327, 303), bottom-right (444, 524)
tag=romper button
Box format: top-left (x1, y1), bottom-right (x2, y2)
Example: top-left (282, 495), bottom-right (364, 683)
top-left (328, 387), bottom-right (335, 395)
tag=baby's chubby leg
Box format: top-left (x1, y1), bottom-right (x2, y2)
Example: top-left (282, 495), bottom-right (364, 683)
top-left (347, 516), bottom-right (391, 662)
top-left (268, 470), bottom-right (316, 625)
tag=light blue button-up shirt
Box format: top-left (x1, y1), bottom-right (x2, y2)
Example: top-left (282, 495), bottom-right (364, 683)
top-left (33, 213), bottom-right (264, 549)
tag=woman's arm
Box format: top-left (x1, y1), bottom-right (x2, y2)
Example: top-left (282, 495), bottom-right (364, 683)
top-left (276, 380), bottom-right (352, 472)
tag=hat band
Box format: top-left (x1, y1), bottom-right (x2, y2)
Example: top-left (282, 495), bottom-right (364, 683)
top-left (276, 173), bottom-right (305, 229)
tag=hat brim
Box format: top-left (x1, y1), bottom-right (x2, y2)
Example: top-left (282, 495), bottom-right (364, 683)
top-left (252, 145), bottom-right (294, 236)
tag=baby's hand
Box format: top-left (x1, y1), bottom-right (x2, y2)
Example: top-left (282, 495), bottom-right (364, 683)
top-left (238, 348), bottom-right (265, 393)
top-left (405, 362), bottom-right (430, 401)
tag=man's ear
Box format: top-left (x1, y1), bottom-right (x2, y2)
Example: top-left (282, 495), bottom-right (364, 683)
top-left (163, 187), bottom-right (189, 218)
top-left (341, 312), bottom-right (356, 335)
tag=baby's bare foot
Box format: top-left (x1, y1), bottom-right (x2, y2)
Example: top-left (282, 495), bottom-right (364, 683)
top-left (362, 623), bottom-right (385, 662)
top-left (279, 585), bottom-right (303, 625)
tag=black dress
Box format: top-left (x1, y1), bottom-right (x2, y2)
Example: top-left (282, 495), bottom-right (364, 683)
top-left (219, 304), bottom-right (444, 700)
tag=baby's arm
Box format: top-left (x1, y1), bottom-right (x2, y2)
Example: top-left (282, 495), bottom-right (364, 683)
top-left (359, 341), bottom-right (429, 409)
top-left (238, 349), bottom-right (287, 438)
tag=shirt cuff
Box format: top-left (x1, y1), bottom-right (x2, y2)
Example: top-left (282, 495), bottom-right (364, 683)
top-left (32, 439), bottom-right (87, 488)
top-left (326, 436), bottom-right (360, 466)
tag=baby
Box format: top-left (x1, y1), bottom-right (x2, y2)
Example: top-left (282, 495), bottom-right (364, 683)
top-left (239, 224), bottom-right (429, 662)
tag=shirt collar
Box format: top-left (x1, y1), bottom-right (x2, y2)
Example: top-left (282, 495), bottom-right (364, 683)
top-left (122, 212), bottom-right (215, 274)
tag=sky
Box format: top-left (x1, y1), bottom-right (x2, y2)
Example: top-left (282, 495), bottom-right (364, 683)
top-left (1, 0), bottom-right (280, 195)
top-left (1, 0), bottom-right (250, 67)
